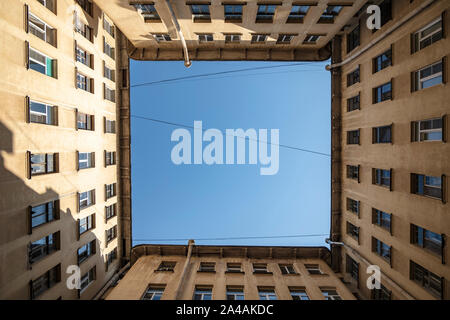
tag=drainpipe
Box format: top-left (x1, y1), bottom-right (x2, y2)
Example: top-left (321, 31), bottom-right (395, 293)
top-left (174, 239), bottom-right (195, 300)
top-left (326, 0), bottom-right (436, 70)
top-left (326, 239), bottom-right (415, 300)
top-left (165, 0), bottom-right (192, 68)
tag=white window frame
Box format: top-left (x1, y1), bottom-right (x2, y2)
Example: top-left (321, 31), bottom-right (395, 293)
top-left (252, 34), bottom-right (267, 43)
top-left (80, 267), bottom-right (95, 293)
top-left (193, 287), bottom-right (212, 300)
top-left (142, 287), bottom-right (164, 300)
top-left (79, 191), bottom-right (93, 209)
top-left (290, 289), bottom-right (309, 300)
top-left (414, 17), bottom-right (442, 52)
top-left (253, 263), bottom-right (268, 273)
top-left (258, 289), bottom-right (277, 300)
top-left (322, 289), bottom-right (341, 300)
top-left (153, 34), bottom-right (171, 42)
top-left (106, 183), bottom-right (115, 198)
top-left (29, 47), bottom-right (51, 75)
top-left (198, 34), bottom-right (213, 42)
top-left (226, 288), bottom-right (244, 300)
top-left (416, 61), bottom-right (443, 90)
top-left (28, 13), bottom-right (53, 43)
top-left (414, 118), bottom-right (443, 142)
top-left (305, 264), bottom-right (323, 275)
top-left (304, 35), bottom-right (320, 43)
top-left (225, 34), bottom-right (240, 43)
top-left (278, 34), bottom-right (294, 43)
top-left (78, 152), bottom-right (93, 169)
top-left (76, 72), bottom-right (91, 91)
top-left (29, 100), bottom-right (55, 125)
top-left (104, 85), bottom-right (115, 102)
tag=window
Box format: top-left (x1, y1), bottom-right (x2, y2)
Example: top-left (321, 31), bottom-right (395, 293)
top-left (347, 67), bottom-right (360, 87)
top-left (157, 261), bottom-right (176, 272)
top-left (75, 20), bottom-right (92, 42)
top-left (411, 224), bottom-right (443, 257)
top-left (142, 285), bottom-right (165, 300)
top-left (193, 286), bottom-right (212, 300)
top-left (347, 130), bottom-right (360, 145)
top-left (76, 0), bottom-right (93, 16)
top-left (153, 34), bottom-right (171, 42)
top-left (347, 165), bottom-right (359, 181)
top-left (373, 82), bottom-right (392, 103)
top-left (224, 4), bottom-right (243, 22)
top-left (346, 222), bottom-right (359, 241)
top-left (105, 151), bottom-right (116, 166)
top-left (29, 232), bottom-right (60, 264)
top-left (373, 48), bottom-right (392, 73)
top-left (28, 12), bottom-right (56, 47)
top-left (412, 17), bottom-right (443, 53)
top-left (104, 64), bottom-right (115, 82)
top-left (277, 34), bottom-right (295, 44)
top-left (198, 34), bottom-right (213, 42)
top-left (287, 5), bottom-right (310, 23)
top-left (372, 238), bottom-right (391, 264)
top-left (251, 34), bottom-right (268, 43)
top-left (105, 203), bottom-right (117, 220)
top-left (30, 264), bottom-right (60, 299)
top-left (410, 261), bottom-right (443, 299)
top-left (103, 16), bottom-right (115, 38)
top-left (347, 25), bottom-right (360, 53)
top-left (30, 153), bottom-right (57, 176)
top-left (412, 118), bottom-right (443, 142)
top-left (80, 266), bottom-right (96, 293)
top-left (199, 262), bottom-right (215, 272)
top-left (79, 214), bottom-right (95, 236)
top-left (372, 209), bottom-right (392, 233)
top-left (77, 112), bottom-right (94, 130)
top-left (106, 248), bottom-right (118, 270)
top-left (373, 168), bottom-right (391, 189)
top-left (76, 72), bottom-right (93, 93)
top-left (76, 45), bottom-right (93, 68)
top-left (29, 99), bottom-right (57, 125)
top-left (321, 289), bottom-right (341, 300)
top-left (106, 225), bottom-right (117, 243)
top-left (253, 263), bottom-right (269, 274)
top-left (225, 34), bottom-right (241, 43)
top-left (346, 255), bottom-right (359, 281)
top-left (133, 4), bottom-right (160, 21)
top-left (37, 0), bottom-right (56, 14)
top-left (77, 240), bottom-right (95, 265)
top-left (346, 198), bottom-right (360, 215)
top-left (78, 189), bottom-right (95, 210)
top-left (227, 286), bottom-right (244, 300)
top-left (105, 119), bottom-right (116, 133)
top-left (226, 263), bottom-right (242, 273)
top-left (305, 264), bottom-right (323, 275)
top-left (105, 183), bottom-right (117, 199)
top-left (258, 287), bottom-right (277, 300)
top-left (411, 174), bottom-right (443, 200)
top-left (28, 47), bottom-right (56, 78)
top-left (412, 61), bottom-right (443, 91)
top-left (373, 125), bottom-right (392, 144)
top-left (30, 200), bottom-right (59, 230)
top-left (378, 0), bottom-right (392, 29)
top-left (256, 4), bottom-right (277, 23)
top-left (347, 94), bottom-right (360, 112)
top-left (372, 284), bottom-right (391, 300)
top-left (303, 34), bottom-right (321, 44)
top-left (189, 4), bottom-right (211, 22)
top-left (78, 152), bottom-right (95, 169)
top-left (290, 288), bottom-right (309, 300)
top-left (103, 37), bottom-right (115, 60)
top-left (104, 84), bottom-right (115, 102)
top-left (279, 264), bottom-right (297, 275)
top-left (319, 6), bottom-right (343, 23)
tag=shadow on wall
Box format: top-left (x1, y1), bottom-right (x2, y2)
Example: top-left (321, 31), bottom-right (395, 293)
top-left (0, 121), bottom-right (104, 300)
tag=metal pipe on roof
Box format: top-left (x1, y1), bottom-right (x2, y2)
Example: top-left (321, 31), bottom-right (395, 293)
top-left (165, 0), bottom-right (192, 68)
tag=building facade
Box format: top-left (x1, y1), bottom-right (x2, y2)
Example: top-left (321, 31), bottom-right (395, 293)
top-left (104, 242), bottom-right (356, 300)
top-left (0, 0), bottom-right (131, 299)
top-left (329, 0), bottom-right (450, 300)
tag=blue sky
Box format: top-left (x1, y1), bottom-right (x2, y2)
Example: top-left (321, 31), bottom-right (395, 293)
top-left (130, 60), bottom-right (331, 247)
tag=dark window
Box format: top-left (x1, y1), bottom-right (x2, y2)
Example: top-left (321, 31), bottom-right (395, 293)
top-left (105, 119), bottom-right (116, 133)
top-left (30, 153), bottom-right (57, 175)
top-left (347, 25), bottom-right (360, 53)
top-left (305, 264), bottom-right (323, 275)
top-left (226, 263), bottom-right (242, 273)
top-left (106, 248), bottom-right (118, 270)
top-left (412, 61), bottom-right (443, 91)
top-left (157, 261), bottom-right (176, 272)
top-left (318, 5), bottom-right (343, 23)
top-left (77, 240), bottom-right (95, 265)
top-left (277, 34), bottom-right (295, 44)
top-left (227, 286), bottom-right (244, 300)
top-left (410, 261), bottom-right (443, 299)
top-left (347, 67), bottom-right (360, 87)
top-left (225, 34), bottom-right (241, 43)
top-left (193, 287), bottom-right (212, 300)
top-left (373, 48), bottom-right (392, 73)
top-left (30, 264), bottom-right (60, 299)
top-left (372, 237), bottom-right (391, 264)
top-left (80, 266), bottom-right (96, 293)
top-left (373, 125), bottom-right (392, 143)
top-left (29, 232), bottom-right (60, 264)
top-left (347, 198), bottom-right (360, 215)
top-left (105, 203), bottom-right (117, 220)
top-left (133, 4), bottom-right (160, 21)
top-left (412, 17), bottom-right (443, 53)
top-left (347, 165), bottom-right (359, 181)
top-left (253, 263), bottom-right (269, 273)
top-left (346, 222), bottom-right (360, 241)
top-left (346, 255), bottom-right (359, 281)
top-left (411, 118), bottom-right (443, 142)
top-left (256, 4), bottom-right (277, 23)
top-left (372, 209), bottom-right (392, 232)
top-left (411, 174), bottom-right (443, 200)
top-left (379, 0), bottom-right (392, 28)
top-left (224, 5), bottom-right (243, 22)
top-left (287, 5), bottom-right (310, 23)
top-left (79, 214), bottom-right (95, 235)
top-left (37, 0), bottom-right (56, 14)
top-left (373, 168), bottom-right (391, 188)
top-left (372, 284), bottom-right (391, 300)
top-left (153, 34), bottom-right (171, 42)
top-left (78, 152), bottom-right (95, 169)
top-left (79, 189), bottom-right (95, 210)
top-left (199, 262), bottom-right (215, 272)
top-left (347, 130), bottom-right (360, 145)
top-left (29, 100), bottom-right (57, 125)
top-left (142, 285), bottom-right (165, 300)
top-left (198, 34), bottom-right (213, 42)
top-left (106, 225), bottom-right (117, 243)
top-left (105, 151), bottom-right (116, 166)
top-left (373, 82), bottom-right (392, 103)
top-left (77, 112), bottom-right (94, 130)
top-left (279, 264), bottom-right (296, 275)
top-left (31, 200), bottom-right (59, 229)
top-left (290, 288), bottom-right (309, 300)
top-left (258, 287), bottom-right (277, 300)
top-left (321, 289), bottom-right (341, 300)
top-left (411, 224), bottom-right (443, 257)
top-left (347, 94), bottom-right (360, 112)
top-left (190, 4), bottom-right (211, 22)
top-left (251, 34), bottom-right (268, 43)
top-left (76, 0), bottom-right (93, 16)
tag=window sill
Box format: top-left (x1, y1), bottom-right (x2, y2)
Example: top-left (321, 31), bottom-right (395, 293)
top-left (253, 271), bottom-right (273, 275)
top-left (154, 269), bottom-right (174, 273)
top-left (197, 270), bottom-right (216, 273)
top-left (225, 271), bottom-right (245, 274)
